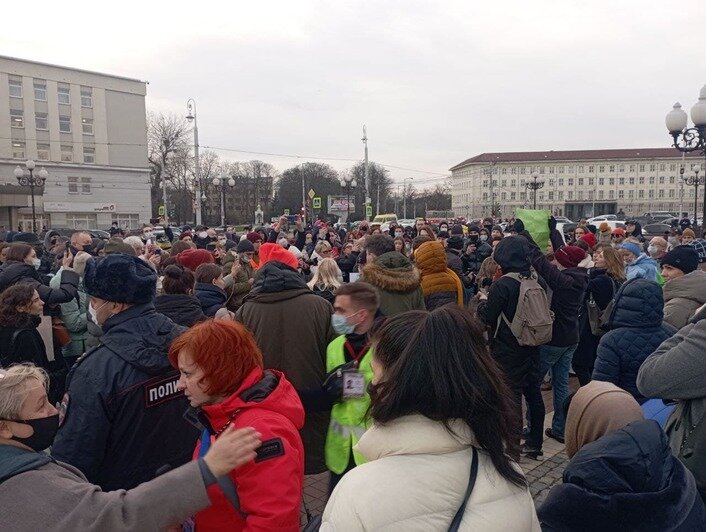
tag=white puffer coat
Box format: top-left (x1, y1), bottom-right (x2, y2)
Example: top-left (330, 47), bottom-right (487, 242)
top-left (321, 414), bottom-right (540, 531)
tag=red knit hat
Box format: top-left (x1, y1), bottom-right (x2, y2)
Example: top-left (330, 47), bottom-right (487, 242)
top-left (246, 232), bottom-right (263, 244)
top-left (259, 243), bottom-right (299, 270)
top-left (555, 245), bottom-right (586, 269)
top-left (580, 232), bottom-right (597, 248)
top-left (176, 248), bottom-right (214, 271)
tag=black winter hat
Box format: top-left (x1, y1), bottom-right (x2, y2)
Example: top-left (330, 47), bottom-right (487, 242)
top-left (12, 232), bottom-right (40, 244)
top-left (661, 245), bottom-right (699, 274)
top-left (236, 239), bottom-right (254, 253)
top-left (224, 239), bottom-right (238, 252)
top-left (450, 224), bottom-right (464, 235)
top-left (447, 235), bottom-right (464, 250)
top-left (509, 219), bottom-right (525, 233)
top-left (84, 254), bottom-right (157, 304)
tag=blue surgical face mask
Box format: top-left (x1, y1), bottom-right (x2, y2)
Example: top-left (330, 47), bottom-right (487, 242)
top-left (331, 312), bottom-right (356, 335)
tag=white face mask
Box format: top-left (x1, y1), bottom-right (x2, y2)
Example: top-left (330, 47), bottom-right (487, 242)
top-left (647, 245), bottom-right (659, 256)
top-left (143, 232), bottom-right (154, 240)
top-left (198, 231), bottom-right (208, 239)
top-left (88, 301), bottom-right (109, 325)
top-left (32, 258), bottom-right (41, 269)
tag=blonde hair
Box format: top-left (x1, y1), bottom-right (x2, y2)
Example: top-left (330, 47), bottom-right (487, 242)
top-left (0, 364), bottom-right (48, 420)
top-left (477, 256), bottom-right (499, 287)
top-left (598, 246), bottom-right (626, 282)
top-left (314, 240), bottom-right (332, 255)
top-left (308, 258), bottom-right (342, 292)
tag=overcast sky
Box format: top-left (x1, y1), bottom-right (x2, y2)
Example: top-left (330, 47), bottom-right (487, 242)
top-left (3, 1), bottom-right (705, 189)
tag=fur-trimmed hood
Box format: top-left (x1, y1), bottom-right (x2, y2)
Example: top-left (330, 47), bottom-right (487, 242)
top-left (362, 251), bottom-right (421, 294)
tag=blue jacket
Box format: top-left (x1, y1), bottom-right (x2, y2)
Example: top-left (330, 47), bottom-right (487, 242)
top-left (626, 254), bottom-right (659, 283)
top-left (593, 279), bottom-right (676, 403)
top-left (51, 304), bottom-right (198, 490)
top-left (538, 420), bottom-right (706, 531)
top-left (194, 282), bottom-right (227, 317)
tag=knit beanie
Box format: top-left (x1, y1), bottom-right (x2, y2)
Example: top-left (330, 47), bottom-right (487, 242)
top-left (689, 239), bottom-right (706, 263)
top-left (246, 232), bottom-right (263, 243)
top-left (447, 235), bottom-right (464, 250)
top-left (104, 238), bottom-right (137, 256)
top-left (661, 245), bottom-right (699, 274)
top-left (450, 224), bottom-right (464, 236)
top-left (236, 239), bottom-right (254, 253)
top-left (176, 248), bottom-right (214, 271)
top-left (599, 222), bottom-right (610, 233)
top-left (611, 227), bottom-right (626, 236)
top-left (555, 245), bottom-right (586, 269)
top-left (620, 242), bottom-right (642, 258)
top-left (580, 232), bottom-right (597, 248)
top-left (258, 242), bottom-right (298, 270)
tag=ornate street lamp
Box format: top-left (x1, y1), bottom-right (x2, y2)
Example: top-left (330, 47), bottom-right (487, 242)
top-left (525, 172), bottom-right (545, 210)
top-left (339, 175), bottom-right (357, 223)
top-left (14, 160), bottom-right (48, 233)
top-left (682, 164), bottom-right (703, 229)
top-left (212, 174), bottom-right (235, 227)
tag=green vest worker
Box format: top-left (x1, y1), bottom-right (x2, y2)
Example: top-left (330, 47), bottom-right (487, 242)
top-left (324, 282), bottom-right (380, 493)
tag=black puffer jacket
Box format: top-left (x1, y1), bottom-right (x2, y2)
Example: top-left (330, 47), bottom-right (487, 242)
top-left (538, 420), bottom-right (706, 531)
top-left (154, 293), bottom-right (207, 327)
top-left (461, 242), bottom-right (493, 274)
top-left (193, 283), bottom-right (227, 317)
top-left (0, 261), bottom-right (79, 304)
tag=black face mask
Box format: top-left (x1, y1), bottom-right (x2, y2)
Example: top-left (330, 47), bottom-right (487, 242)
top-left (469, 235), bottom-right (479, 243)
top-left (7, 414), bottom-right (59, 452)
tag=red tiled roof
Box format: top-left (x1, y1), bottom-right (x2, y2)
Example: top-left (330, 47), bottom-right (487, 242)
top-left (450, 148), bottom-right (702, 171)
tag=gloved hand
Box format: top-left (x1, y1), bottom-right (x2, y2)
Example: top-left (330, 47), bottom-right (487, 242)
top-left (513, 219), bottom-right (525, 234)
top-left (549, 216), bottom-right (557, 232)
top-left (322, 361), bottom-right (358, 403)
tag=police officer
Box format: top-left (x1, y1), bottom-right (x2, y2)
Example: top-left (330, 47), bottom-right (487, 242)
top-left (324, 282), bottom-right (380, 493)
top-left (52, 254), bottom-right (199, 490)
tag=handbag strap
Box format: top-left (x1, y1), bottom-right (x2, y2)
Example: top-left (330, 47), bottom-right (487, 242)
top-left (448, 447), bottom-right (479, 532)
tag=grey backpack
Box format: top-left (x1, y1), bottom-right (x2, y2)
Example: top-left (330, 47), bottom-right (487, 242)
top-left (495, 272), bottom-right (554, 346)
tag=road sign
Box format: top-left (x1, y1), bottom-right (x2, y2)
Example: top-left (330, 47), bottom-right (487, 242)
top-left (284, 209), bottom-right (290, 215)
top-left (158, 205), bottom-right (165, 216)
top-left (313, 197), bottom-right (322, 209)
top-left (366, 205), bottom-right (373, 217)
top-left (308, 189), bottom-right (316, 200)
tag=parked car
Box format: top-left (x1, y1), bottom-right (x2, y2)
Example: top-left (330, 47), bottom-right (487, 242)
top-left (588, 214), bottom-right (618, 224)
top-left (554, 216), bottom-right (574, 224)
top-left (642, 223), bottom-right (673, 237)
top-left (42, 228), bottom-right (111, 241)
top-left (642, 211), bottom-right (676, 220)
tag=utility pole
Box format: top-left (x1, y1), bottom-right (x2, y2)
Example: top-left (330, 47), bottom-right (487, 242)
top-left (301, 163), bottom-right (307, 225)
top-left (186, 99), bottom-right (201, 225)
top-left (162, 175), bottom-right (169, 226)
top-left (362, 125), bottom-right (371, 221)
top-left (376, 181), bottom-right (380, 216)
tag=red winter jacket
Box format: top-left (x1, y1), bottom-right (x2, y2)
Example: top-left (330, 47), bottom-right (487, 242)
top-left (194, 368), bottom-right (305, 531)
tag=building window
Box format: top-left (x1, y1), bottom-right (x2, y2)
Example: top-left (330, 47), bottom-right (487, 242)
top-left (58, 85), bottom-right (70, 105)
top-left (539, 166), bottom-right (545, 174)
top-left (80, 86), bottom-right (92, 108)
top-left (68, 176), bottom-right (79, 193)
top-left (111, 214), bottom-right (140, 229)
top-left (659, 176), bottom-right (665, 184)
top-left (59, 115), bottom-right (71, 133)
top-left (629, 177), bottom-right (636, 185)
top-left (578, 191), bottom-right (584, 200)
top-left (82, 118), bottom-right (94, 135)
top-left (669, 189), bottom-right (675, 198)
top-left (619, 177), bottom-right (626, 185)
top-left (511, 168), bottom-right (517, 175)
top-left (559, 166), bottom-right (565, 173)
top-left (66, 213), bottom-right (97, 229)
top-left (639, 164), bottom-right (645, 172)
top-left (549, 178), bottom-right (555, 187)
top-left (619, 164), bottom-right (625, 172)
top-left (510, 192), bottom-right (516, 200)
top-left (658, 189), bottom-right (665, 198)
top-left (501, 192), bottom-right (507, 200)
top-left (8, 77), bottom-right (22, 98)
top-left (558, 178), bottom-right (564, 187)
top-left (659, 163), bottom-right (666, 171)
top-left (83, 147), bottom-right (95, 163)
top-left (670, 163), bottom-right (677, 171)
top-left (35, 112), bottom-right (48, 130)
top-left (629, 190), bottom-right (634, 198)
top-left (568, 178), bottom-right (574, 186)
top-left (37, 143), bottom-right (50, 161)
top-left (669, 176), bottom-right (675, 184)
top-left (482, 192), bottom-right (488, 201)
top-left (501, 179), bottom-right (507, 187)
top-left (598, 190), bottom-right (604, 199)
top-left (638, 190), bottom-right (644, 198)
top-left (598, 178), bottom-right (604, 185)
top-left (520, 167), bottom-right (526, 174)
top-left (588, 165), bottom-right (594, 173)
top-left (619, 190), bottom-right (625, 199)
top-left (548, 191), bottom-right (554, 200)
top-left (12, 141), bottom-right (25, 159)
top-left (589, 178), bottom-right (594, 186)
top-left (609, 178), bottom-right (615, 185)
top-left (10, 109), bottom-right (24, 128)
top-left (630, 164), bottom-right (635, 172)
top-left (649, 176), bottom-right (655, 184)
top-left (549, 166), bottom-right (554, 174)
top-left (598, 165), bottom-right (605, 173)
top-left (510, 179), bottom-right (516, 187)
top-left (648, 190), bottom-right (654, 198)
top-left (81, 176), bottom-right (92, 193)
top-left (608, 165), bottom-right (614, 172)
top-left (61, 145), bottom-right (73, 162)
top-left (568, 191), bottom-right (574, 200)
top-left (609, 190), bottom-right (615, 199)
top-left (638, 176), bottom-right (645, 184)
top-left (33, 80), bottom-right (47, 101)
top-left (558, 191), bottom-right (564, 199)
top-left (650, 164), bottom-right (656, 171)
top-left (578, 178), bottom-right (584, 186)
top-left (482, 180), bottom-right (488, 187)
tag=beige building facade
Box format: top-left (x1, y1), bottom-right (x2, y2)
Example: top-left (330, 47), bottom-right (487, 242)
top-left (450, 149), bottom-right (704, 221)
top-left (0, 55), bottom-right (151, 230)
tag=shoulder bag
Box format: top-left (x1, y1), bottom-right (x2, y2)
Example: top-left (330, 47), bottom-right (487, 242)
top-left (449, 447), bottom-right (479, 531)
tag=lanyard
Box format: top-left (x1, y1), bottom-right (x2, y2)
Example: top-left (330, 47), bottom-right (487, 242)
top-left (344, 340), bottom-right (370, 366)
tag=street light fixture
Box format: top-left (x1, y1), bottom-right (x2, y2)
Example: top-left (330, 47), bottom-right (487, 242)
top-left (212, 174), bottom-right (235, 227)
top-left (339, 175), bottom-right (357, 224)
top-left (666, 85), bottom-right (706, 228)
top-left (186, 98), bottom-right (203, 225)
top-left (525, 173), bottom-right (545, 210)
top-left (14, 159), bottom-right (47, 233)
top-left (402, 177), bottom-right (414, 219)
top-left (682, 164), bottom-right (704, 228)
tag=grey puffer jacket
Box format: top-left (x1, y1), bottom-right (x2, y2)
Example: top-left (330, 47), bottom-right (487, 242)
top-left (663, 270), bottom-right (706, 330)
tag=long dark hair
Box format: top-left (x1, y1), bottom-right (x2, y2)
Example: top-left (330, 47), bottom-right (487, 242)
top-left (0, 283), bottom-right (35, 328)
top-left (369, 306), bottom-right (525, 487)
top-left (162, 264), bottom-right (195, 295)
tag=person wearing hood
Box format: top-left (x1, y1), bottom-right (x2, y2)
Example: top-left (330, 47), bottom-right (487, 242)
top-left (236, 243), bottom-right (335, 475)
top-left (681, 227), bottom-right (696, 244)
top-left (445, 225), bottom-right (467, 284)
top-left (592, 278), bottom-right (676, 403)
top-left (170, 319), bottom-right (305, 531)
top-left (621, 240), bottom-right (658, 282)
top-left (538, 381), bottom-right (706, 531)
top-left (597, 222), bottom-right (613, 246)
top-left (51, 254), bottom-right (199, 490)
top-left (491, 224), bottom-right (504, 240)
top-left (224, 239), bottom-right (256, 311)
top-left (625, 220), bottom-right (645, 242)
top-left (155, 264), bottom-right (207, 327)
top-left (0, 363), bottom-right (262, 532)
top-left (415, 241), bottom-right (463, 310)
top-left (661, 246), bottom-right (706, 330)
top-left (477, 235), bottom-right (547, 458)
top-left (360, 234), bottom-right (425, 316)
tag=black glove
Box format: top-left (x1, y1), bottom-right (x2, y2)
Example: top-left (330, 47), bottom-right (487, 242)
top-left (549, 216), bottom-right (557, 232)
top-left (322, 361), bottom-right (358, 403)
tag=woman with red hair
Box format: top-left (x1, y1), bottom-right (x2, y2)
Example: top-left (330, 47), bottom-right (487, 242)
top-left (169, 320), bottom-right (305, 531)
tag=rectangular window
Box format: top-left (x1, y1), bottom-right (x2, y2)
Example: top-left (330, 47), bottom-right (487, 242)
top-left (501, 179), bottom-right (507, 187)
top-left (659, 176), bottom-right (665, 184)
top-left (589, 178), bottom-right (594, 186)
top-left (578, 166), bottom-right (584, 173)
top-left (598, 190), bottom-right (604, 199)
top-left (10, 109), bottom-right (24, 128)
top-left (609, 165), bottom-right (615, 172)
top-left (659, 163), bottom-right (666, 171)
top-left (37, 143), bottom-right (50, 161)
top-left (578, 191), bottom-right (584, 200)
top-left (33, 80), bottom-right (47, 101)
top-left (649, 176), bottom-right (655, 184)
top-left (578, 178), bottom-right (584, 186)
top-left (539, 166), bottom-right (545, 174)
top-left (619, 177), bottom-right (626, 185)
top-left (520, 167), bottom-right (526, 174)
top-left (549, 166), bottom-right (554, 174)
top-left (61, 145), bottom-right (73, 162)
top-left (639, 164), bottom-right (645, 172)
top-left (58, 85), bottom-right (70, 105)
top-left (82, 118), bottom-right (94, 135)
top-left (628, 177), bottom-right (635, 185)
top-left (658, 189), bottom-right (665, 198)
top-left (8, 77), bottom-right (22, 98)
top-left (619, 190), bottom-right (625, 199)
top-left (510, 192), bottom-right (516, 200)
top-left (599, 178), bottom-right (604, 185)
top-left (66, 213), bottom-right (97, 230)
top-left (599, 165), bottom-right (605, 172)
top-left (568, 178), bottom-right (574, 186)
top-left (112, 214), bottom-right (140, 229)
top-left (35, 112), bottom-right (48, 130)
top-left (669, 189), bottom-right (675, 198)
top-left (510, 168), bottom-right (516, 175)
top-left (59, 115), bottom-right (71, 133)
top-left (629, 190), bottom-right (634, 198)
top-left (501, 192), bottom-right (507, 200)
top-left (68, 176), bottom-right (79, 193)
top-left (609, 178), bottom-right (615, 185)
top-left (648, 190), bottom-right (654, 198)
top-left (83, 147), bottom-right (95, 163)
top-left (568, 191), bottom-right (574, 200)
top-left (669, 176), bottom-right (675, 184)
top-left (650, 164), bottom-right (656, 171)
top-left (81, 176), bottom-right (92, 193)
top-left (619, 164), bottom-right (625, 172)
top-left (670, 163), bottom-right (677, 171)
top-left (638, 176), bottom-right (645, 184)
top-left (548, 191), bottom-right (554, 200)
top-left (638, 190), bottom-right (644, 198)
top-left (559, 166), bottom-right (565, 173)
top-left (588, 165), bottom-right (594, 173)
top-left (549, 178), bottom-right (555, 187)
top-left (482, 180), bottom-right (488, 187)
top-left (510, 179), bottom-right (516, 187)
top-left (80, 86), bottom-right (92, 108)
top-left (609, 190), bottom-right (615, 199)
top-left (558, 191), bottom-right (564, 200)
top-left (558, 178), bottom-right (564, 187)
top-left (12, 141), bottom-right (25, 159)
top-left (630, 164), bottom-right (636, 172)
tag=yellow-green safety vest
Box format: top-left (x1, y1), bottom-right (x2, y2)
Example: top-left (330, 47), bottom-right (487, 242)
top-left (324, 335), bottom-right (374, 474)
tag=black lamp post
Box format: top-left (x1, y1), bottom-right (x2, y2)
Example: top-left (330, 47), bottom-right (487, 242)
top-left (666, 85), bottom-right (706, 229)
top-left (14, 160), bottom-right (48, 233)
top-left (339, 175), bottom-right (357, 223)
top-left (525, 172), bottom-right (545, 209)
top-left (212, 174), bottom-right (235, 227)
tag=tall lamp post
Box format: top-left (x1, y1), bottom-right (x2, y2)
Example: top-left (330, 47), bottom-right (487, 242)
top-left (525, 172), bottom-right (545, 210)
top-left (186, 99), bottom-right (202, 225)
top-left (402, 177), bottom-right (414, 219)
top-left (14, 160), bottom-right (47, 233)
top-left (682, 165), bottom-right (703, 228)
top-left (665, 85), bottom-right (706, 229)
top-left (339, 175), bottom-right (357, 224)
top-left (212, 174), bottom-right (235, 227)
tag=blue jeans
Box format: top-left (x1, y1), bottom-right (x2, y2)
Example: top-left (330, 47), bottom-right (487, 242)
top-left (539, 344), bottom-right (577, 439)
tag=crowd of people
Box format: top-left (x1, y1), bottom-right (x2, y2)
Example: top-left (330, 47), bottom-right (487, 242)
top-left (0, 212), bottom-right (704, 530)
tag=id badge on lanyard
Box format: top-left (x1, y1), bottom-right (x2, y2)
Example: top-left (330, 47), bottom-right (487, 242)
top-left (342, 370), bottom-right (366, 399)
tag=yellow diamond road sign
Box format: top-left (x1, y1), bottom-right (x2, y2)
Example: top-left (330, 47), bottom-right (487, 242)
top-left (308, 189), bottom-right (316, 199)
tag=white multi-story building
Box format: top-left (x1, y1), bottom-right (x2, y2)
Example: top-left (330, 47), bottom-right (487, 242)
top-left (0, 55), bottom-right (151, 231)
top-left (450, 149), bottom-right (704, 221)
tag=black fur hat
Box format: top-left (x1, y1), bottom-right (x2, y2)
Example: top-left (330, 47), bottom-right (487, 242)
top-left (84, 254), bottom-right (157, 304)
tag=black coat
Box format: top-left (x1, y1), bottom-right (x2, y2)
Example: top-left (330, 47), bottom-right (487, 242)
top-left (51, 304), bottom-right (197, 491)
top-left (336, 252), bottom-right (359, 283)
top-left (538, 420), bottom-right (706, 531)
top-left (461, 242), bottom-right (493, 274)
top-left (155, 293), bottom-right (207, 327)
top-left (0, 261), bottom-right (79, 304)
top-left (194, 283), bottom-right (227, 317)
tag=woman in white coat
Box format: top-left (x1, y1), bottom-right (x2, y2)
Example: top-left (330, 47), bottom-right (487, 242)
top-left (321, 306), bottom-right (540, 531)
